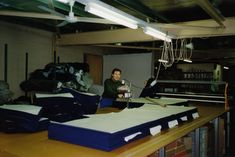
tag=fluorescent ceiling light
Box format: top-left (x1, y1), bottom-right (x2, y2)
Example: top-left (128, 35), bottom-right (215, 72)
top-left (183, 59), bottom-right (192, 63)
top-left (84, 1), bottom-right (138, 29)
top-left (158, 59), bottom-right (168, 63)
top-left (56, 0), bottom-right (69, 3)
top-left (143, 26), bottom-right (172, 42)
top-left (223, 66), bottom-right (229, 69)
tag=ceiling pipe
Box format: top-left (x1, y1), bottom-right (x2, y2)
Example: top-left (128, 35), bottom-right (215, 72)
top-left (197, 0), bottom-right (225, 28)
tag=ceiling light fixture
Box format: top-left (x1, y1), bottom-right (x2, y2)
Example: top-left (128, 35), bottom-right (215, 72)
top-left (223, 66), bottom-right (229, 69)
top-left (76, 0), bottom-right (171, 41)
top-left (56, 0), bottom-right (70, 3)
top-left (143, 26), bottom-right (172, 42)
top-left (84, 1), bottom-right (139, 29)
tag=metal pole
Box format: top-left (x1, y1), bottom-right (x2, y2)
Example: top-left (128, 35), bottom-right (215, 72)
top-left (4, 44), bottom-right (8, 82)
top-left (25, 52), bottom-right (28, 96)
top-left (213, 117), bottom-right (219, 157)
top-left (54, 50), bottom-right (56, 64)
top-left (57, 56), bottom-right (60, 64)
top-left (159, 147), bottom-right (165, 157)
top-left (226, 112), bottom-right (230, 156)
top-left (195, 128), bottom-right (200, 157)
top-left (25, 53), bottom-right (28, 81)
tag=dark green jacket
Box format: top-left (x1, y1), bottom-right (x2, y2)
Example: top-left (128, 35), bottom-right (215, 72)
top-left (102, 78), bottom-right (122, 98)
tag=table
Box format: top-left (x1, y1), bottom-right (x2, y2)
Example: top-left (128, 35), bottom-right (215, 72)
top-left (0, 103), bottom-right (228, 157)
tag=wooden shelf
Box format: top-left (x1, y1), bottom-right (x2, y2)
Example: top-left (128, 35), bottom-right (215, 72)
top-left (157, 80), bottom-right (226, 85)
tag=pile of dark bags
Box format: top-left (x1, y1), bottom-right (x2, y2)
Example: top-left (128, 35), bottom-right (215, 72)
top-left (20, 62), bottom-right (93, 93)
top-left (0, 80), bottom-right (13, 105)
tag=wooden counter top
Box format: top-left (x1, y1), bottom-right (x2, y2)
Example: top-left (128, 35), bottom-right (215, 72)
top-left (0, 104), bottom-right (228, 157)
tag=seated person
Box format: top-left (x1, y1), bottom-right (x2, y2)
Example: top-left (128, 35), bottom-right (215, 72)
top-left (102, 68), bottom-right (123, 99)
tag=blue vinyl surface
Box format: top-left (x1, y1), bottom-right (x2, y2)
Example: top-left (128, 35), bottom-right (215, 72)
top-left (0, 104), bottom-right (49, 133)
top-left (48, 105), bottom-right (198, 151)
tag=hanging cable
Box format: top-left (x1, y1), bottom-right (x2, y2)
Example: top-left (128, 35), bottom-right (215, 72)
top-left (155, 61), bottom-right (162, 81)
top-left (187, 38), bottom-right (193, 59)
top-left (183, 38), bottom-right (193, 62)
top-left (174, 38), bottom-right (193, 63)
top-left (180, 38), bottom-right (187, 60)
top-left (160, 39), bottom-right (174, 68)
top-left (174, 38), bottom-right (181, 62)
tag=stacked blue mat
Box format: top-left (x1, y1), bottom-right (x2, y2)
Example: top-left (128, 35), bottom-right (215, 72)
top-left (34, 88), bottom-right (100, 122)
top-left (0, 104), bottom-right (49, 133)
top-left (48, 104), bottom-right (199, 151)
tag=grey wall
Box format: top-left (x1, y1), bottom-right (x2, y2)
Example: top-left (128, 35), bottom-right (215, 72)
top-left (0, 21), bottom-right (53, 98)
top-left (0, 22), bottom-right (85, 98)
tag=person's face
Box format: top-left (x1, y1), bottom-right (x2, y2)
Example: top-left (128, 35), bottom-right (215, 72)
top-left (112, 71), bottom-right (121, 81)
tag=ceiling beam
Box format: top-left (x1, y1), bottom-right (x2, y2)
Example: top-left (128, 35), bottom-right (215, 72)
top-left (94, 45), bottom-right (235, 54)
top-left (57, 28), bottom-right (155, 45)
top-left (94, 44), bottom-right (163, 51)
top-left (0, 10), bottom-right (64, 20)
top-left (169, 17), bottom-right (235, 38)
top-left (111, 0), bottom-right (170, 23)
top-left (57, 17), bottom-right (235, 46)
top-left (196, 0), bottom-right (225, 28)
top-left (0, 10), bottom-right (118, 24)
top-left (93, 44), bottom-right (210, 53)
